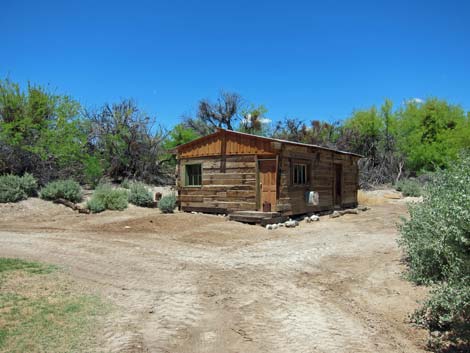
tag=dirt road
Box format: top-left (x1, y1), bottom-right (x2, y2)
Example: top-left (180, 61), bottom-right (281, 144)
top-left (0, 198), bottom-right (428, 353)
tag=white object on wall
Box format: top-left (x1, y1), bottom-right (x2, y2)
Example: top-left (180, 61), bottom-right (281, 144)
top-left (306, 191), bottom-right (319, 206)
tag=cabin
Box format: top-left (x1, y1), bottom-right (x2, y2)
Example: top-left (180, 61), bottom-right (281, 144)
top-left (174, 129), bottom-right (361, 221)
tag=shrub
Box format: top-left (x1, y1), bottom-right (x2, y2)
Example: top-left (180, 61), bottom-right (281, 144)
top-left (87, 184), bottom-right (128, 212)
top-left (40, 180), bottom-right (83, 203)
top-left (399, 154), bottom-right (470, 349)
top-left (120, 178), bottom-right (131, 189)
top-left (19, 173), bottom-right (38, 197)
top-left (128, 182), bottom-right (154, 207)
top-left (86, 197), bottom-right (106, 214)
top-left (395, 179), bottom-right (422, 197)
top-left (158, 193), bottom-right (176, 213)
top-left (0, 173), bottom-right (38, 203)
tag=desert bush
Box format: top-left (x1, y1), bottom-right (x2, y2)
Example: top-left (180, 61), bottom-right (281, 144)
top-left (40, 180), bottom-right (83, 203)
top-left (412, 281), bottom-right (470, 344)
top-left (87, 184), bottom-right (128, 212)
top-left (128, 182), bottom-right (154, 207)
top-left (0, 173), bottom-right (38, 203)
top-left (18, 173), bottom-right (38, 197)
top-left (399, 154), bottom-right (470, 349)
top-left (395, 179), bottom-right (423, 197)
top-left (86, 197), bottom-right (106, 213)
top-left (158, 193), bottom-right (176, 213)
top-left (120, 178), bottom-right (131, 189)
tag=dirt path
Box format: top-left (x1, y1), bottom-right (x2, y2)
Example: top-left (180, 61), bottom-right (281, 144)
top-left (0, 199), bottom-right (429, 353)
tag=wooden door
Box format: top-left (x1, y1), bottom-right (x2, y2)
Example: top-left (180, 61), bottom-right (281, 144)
top-left (258, 159), bottom-right (277, 211)
top-left (334, 163), bottom-right (342, 207)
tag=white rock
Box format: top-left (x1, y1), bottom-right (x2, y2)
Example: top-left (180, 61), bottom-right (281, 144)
top-left (330, 211), bottom-right (340, 218)
top-left (285, 220), bottom-right (298, 228)
top-left (310, 215), bottom-right (320, 222)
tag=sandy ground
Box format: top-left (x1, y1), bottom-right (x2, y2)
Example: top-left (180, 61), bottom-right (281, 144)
top-left (0, 194), bottom-right (429, 353)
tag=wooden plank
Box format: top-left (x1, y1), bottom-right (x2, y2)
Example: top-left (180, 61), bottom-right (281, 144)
top-left (182, 206), bottom-right (228, 214)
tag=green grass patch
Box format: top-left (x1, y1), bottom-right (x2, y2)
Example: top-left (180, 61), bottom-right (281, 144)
top-left (0, 258), bottom-right (56, 275)
top-left (0, 257), bottom-right (109, 353)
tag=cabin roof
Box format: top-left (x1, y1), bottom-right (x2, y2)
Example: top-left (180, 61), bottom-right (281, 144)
top-left (174, 128), bottom-right (363, 158)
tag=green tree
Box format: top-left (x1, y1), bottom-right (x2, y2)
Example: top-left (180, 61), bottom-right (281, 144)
top-left (239, 104), bottom-right (271, 136)
top-left (162, 123), bottom-right (200, 165)
top-left (396, 98), bottom-right (470, 171)
top-left (0, 79), bottom-right (88, 182)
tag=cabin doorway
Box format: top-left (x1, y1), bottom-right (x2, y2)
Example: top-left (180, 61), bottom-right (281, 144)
top-left (258, 159), bottom-right (277, 211)
top-left (334, 163), bottom-right (342, 207)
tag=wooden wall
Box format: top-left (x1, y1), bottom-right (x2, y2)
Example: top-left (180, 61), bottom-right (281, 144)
top-left (276, 145), bottom-right (359, 215)
top-left (339, 154), bottom-right (359, 207)
top-left (178, 130), bottom-right (276, 159)
top-left (178, 155), bottom-right (258, 213)
top-left (176, 130), bottom-right (360, 215)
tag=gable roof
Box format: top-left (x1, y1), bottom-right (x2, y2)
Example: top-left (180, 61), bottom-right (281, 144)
top-left (174, 128), bottom-right (363, 158)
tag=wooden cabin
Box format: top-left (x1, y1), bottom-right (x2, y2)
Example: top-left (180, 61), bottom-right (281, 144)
top-left (174, 129), bottom-right (361, 217)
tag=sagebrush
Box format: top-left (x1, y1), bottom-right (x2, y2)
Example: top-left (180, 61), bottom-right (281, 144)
top-left (158, 193), bottom-right (176, 213)
top-left (87, 184), bottom-right (128, 213)
top-left (40, 180), bottom-right (83, 203)
top-left (395, 179), bottom-right (422, 197)
top-left (0, 173), bottom-right (37, 203)
top-left (128, 182), bottom-right (154, 207)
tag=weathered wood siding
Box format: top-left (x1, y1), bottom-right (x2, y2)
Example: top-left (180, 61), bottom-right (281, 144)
top-left (276, 145), bottom-right (359, 215)
top-left (176, 129), bottom-right (360, 215)
top-left (178, 155), bottom-right (258, 213)
top-left (338, 154), bottom-right (360, 208)
top-left (178, 130), bottom-right (276, 159)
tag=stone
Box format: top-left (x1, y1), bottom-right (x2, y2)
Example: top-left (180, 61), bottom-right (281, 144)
top-left (330, 211), bottom-right (340, 218)
top-left (285, 220), bottom-right (299, 228)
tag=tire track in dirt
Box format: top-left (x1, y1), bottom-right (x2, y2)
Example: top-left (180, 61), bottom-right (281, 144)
top-left (0, 202), bottom-right (428, 353)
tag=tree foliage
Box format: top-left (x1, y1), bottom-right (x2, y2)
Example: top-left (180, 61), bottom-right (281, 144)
top-left (396, 98), bottom-right (470, 171)
top-left (239, 105), bottom-right (271, 136)
top-left (0, 79), bottom-right (87, 183)
top-left (184, 91), bottom-right (243, 135)
top-left (85, 99), bottom-right (170, 184)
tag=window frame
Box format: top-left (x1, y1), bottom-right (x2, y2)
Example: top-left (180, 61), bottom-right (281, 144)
top-left (292, 162), bottom-right (309, 186)
top-left (184, 163), bottom-right (202, 187)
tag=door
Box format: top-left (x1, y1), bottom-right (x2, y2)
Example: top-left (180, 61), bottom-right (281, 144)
top-left (258, 159), bottom-right (277, 211)
top-left (334, 163), bottom-right (342, 207)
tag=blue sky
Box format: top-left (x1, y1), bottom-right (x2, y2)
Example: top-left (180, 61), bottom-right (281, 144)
top-left (2, 0), bottom-right (469, 128)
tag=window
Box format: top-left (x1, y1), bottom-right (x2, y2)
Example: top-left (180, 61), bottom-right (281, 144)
top-left (185, 164), bottom-right (202, 186)
top-left (292, 163), bottom-right (308, 185)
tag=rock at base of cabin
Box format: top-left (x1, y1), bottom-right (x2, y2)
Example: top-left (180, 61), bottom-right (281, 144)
top-left (339, 209), bottom-right (359, 215)
top-left (266, 224), bottom-right (279, 230)
top-left (330, 211), bottom-right (341, 218)
top-left (305, 215), bottom-right (320, 223)
top-left (284, 220), bottom-right (299, 228)
top-left (357, 205), bottom-right (370, 212)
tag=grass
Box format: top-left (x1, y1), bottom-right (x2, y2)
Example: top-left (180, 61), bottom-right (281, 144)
top-left (0, 257), bottom-right (108, 353)
top-left (0, 258), bottom-right (56, 275)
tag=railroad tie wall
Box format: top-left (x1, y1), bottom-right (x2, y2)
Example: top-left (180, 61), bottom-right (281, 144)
top-left (178, 155), bottom-right (258, 212)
